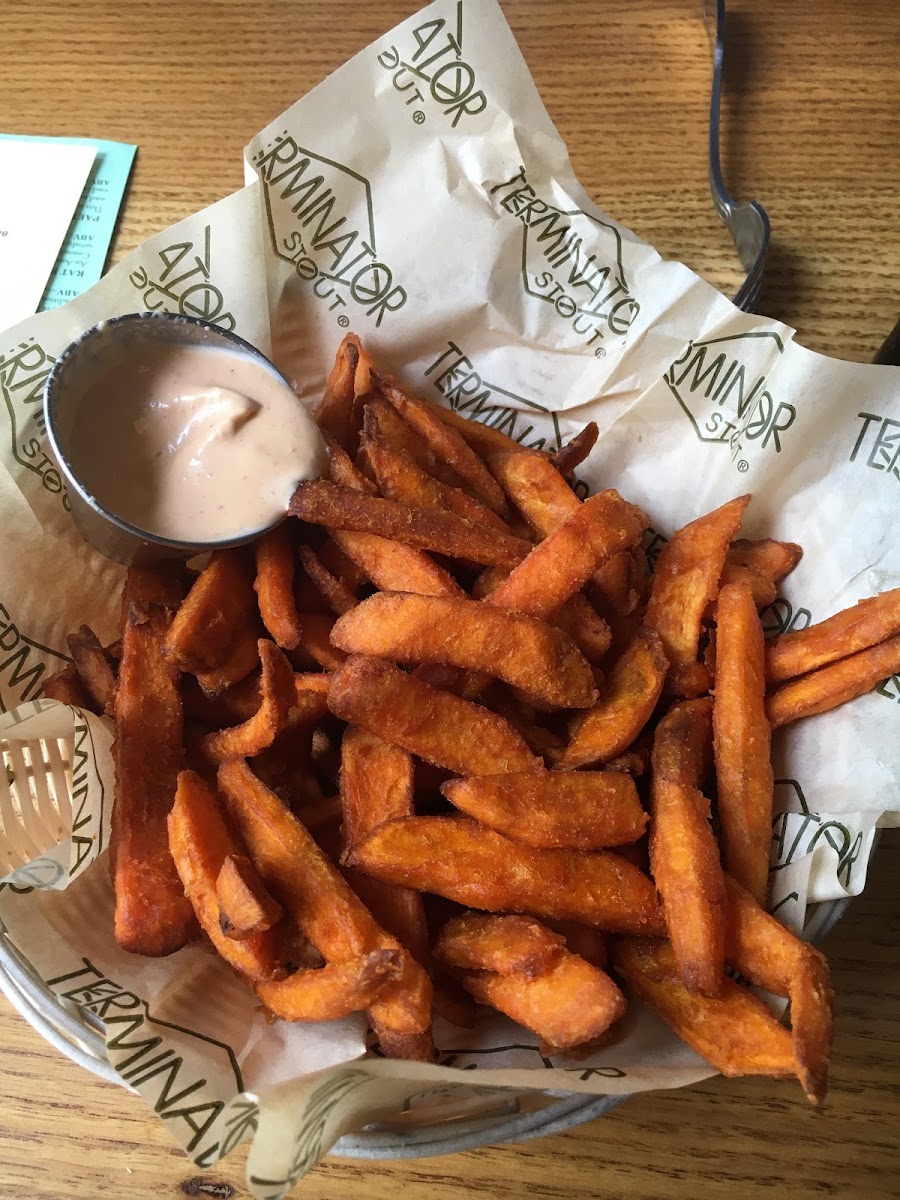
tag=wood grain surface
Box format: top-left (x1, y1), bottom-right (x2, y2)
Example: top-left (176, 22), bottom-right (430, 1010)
top-left (1, 1), bottom-right (899, 1197)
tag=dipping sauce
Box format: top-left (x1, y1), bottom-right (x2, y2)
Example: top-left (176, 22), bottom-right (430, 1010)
top-left (62, 340), bottom-right (326, 543)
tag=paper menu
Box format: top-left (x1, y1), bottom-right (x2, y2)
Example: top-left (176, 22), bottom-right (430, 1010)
top-left (0, 139), bottom-right (96, 329)
top-left (37, 137), bottom-right (137, 310)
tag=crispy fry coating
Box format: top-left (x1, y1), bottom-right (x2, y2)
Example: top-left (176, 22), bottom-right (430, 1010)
top-left (289, 480), bottom-right (529, 567)
top-left (380, 379), bottom-right (510, 517)
top-left (346, 816), bottom-right (664, 935)
top-left (612, 938), bottom-right (796, 1083)
top-left (364, 423), bottom-right (512, 534)
top-left (485, 490), bottom-right (649, 620)
top-left (328, 657), bottom-right (540, 775)
top-left (194, 626), bottom-right (261, 698)
top-left (724, 877), bottom-right (833, 1104)
top-left (766, 632), bottom-right (900, 727)
top-left (340, 727), bottom-right (428, 964)
top-left (163, 550), bottom-right (255, 674)
top-left (714, 582), bottom-right (773, 905)
top-left (441, 769), bottom-right (647, 850)
top-left (200, 641), bottom-right (296, 762)
top-left (216, 853), bottom-right (284, 938)
top-left (766, 585), bottom-right (900, 683)
top-left (113, 605), bottom-right (195, 957)
top-left (297, 545), bottom-right (358, 615)
top-left (167, 772), bottom-right (280, 978)
top-left (254, 523), bottom-right (302, 650)
top-left (314, 333), bottom-right (361, 450)
top-left (650, 698), bottom-right (727, 997)
top-left (463, 952), bottom-right (626, 1052)
top-left (643, 496), bottom-right (750, 696)
top-left (729, 537), bottom-right (802, 585)
top-left (550, 422), bottom-right (599, 477)
top-left (217, 759), bottom-right (433, 1059)
top-left (434, 913), bottom-right (567, 977)
top-left (559, 629), bottom-right (668, 769)
top-left (331, 593), bottom-right (597, 709)
top-left (41, 664), bottom-right (92, 709)
top-left (292, 610), bottom-right (346, 671)
top-left (330, 528), bottom-right (463, 598)
top-left (66, 624), bottom-right (117, 716)
top-left (255, 950), bottom-right (405, 1022)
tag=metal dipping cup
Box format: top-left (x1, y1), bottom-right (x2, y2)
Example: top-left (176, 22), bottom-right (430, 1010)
top-left (44, 312), bottom-right (299, 566)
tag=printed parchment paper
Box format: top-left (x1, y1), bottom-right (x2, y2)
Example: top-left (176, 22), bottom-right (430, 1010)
top-left (0, 1), bottom-right (897, 1194)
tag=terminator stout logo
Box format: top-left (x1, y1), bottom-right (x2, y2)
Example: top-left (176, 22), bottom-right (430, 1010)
top-left (664, 330), bottom-right (794, 471)
top-left (251, 135), bottom-right (408, 328)
top-left (490, 168), bottom-right (640, 352)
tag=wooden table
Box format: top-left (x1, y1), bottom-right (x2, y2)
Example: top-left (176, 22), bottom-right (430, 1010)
top-left (2, 2), bottom-right (899, 1196)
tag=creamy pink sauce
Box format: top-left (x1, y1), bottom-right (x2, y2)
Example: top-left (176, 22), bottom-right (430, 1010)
top-left (65, 341), bottom-right (325, 542)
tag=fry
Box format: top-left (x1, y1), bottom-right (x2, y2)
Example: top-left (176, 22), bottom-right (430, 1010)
top-left (649, 698), bottom-right (726, 997)
top-left (434, 913), bottom-right (566, 977)
top-left (346, 815), bottom-right (665, 935)
top-left (543, 921), bottom-right (609, 970)
top-left (550, 422), bottom-right (598, 477)
top-left (729, 537), bottom-right (802, 585)
top-left (590, 547), bottom-right (646, 620)
top-left (767, 631), bottom-right (900, 727)
top-left (216, 853), bottom-right (284, 938)
top-left (364, 422), bottom-right (512, 534)
top-left (292, 610), bottom-right (346, 671)
top-left (194, 626), bottom-right (262, 698)
top-left (113, 605), bottom-right (195, 957)
top-left (328, 657), bottom-right (540, 775)
top-left (713, 562), bottom-right (777, 611)
top-left (559, 629), bottom-right (668, 769)
top-left (612, 938), bottom-right (796, 1083)
top-left (255, 950), bottom-right (405, 1022)
top-left (380, 379), bottom-right (511, 517)
top-left (643, 495), bottom-right (750, 696)
top-left (217, 759), bottom-right (433, 1059)
top-left (297, 545), bottom-right (357, 615)
top-left (66, 625), bottom-right (117, 716)
top-left (316, 538), bottom-right (368, 595)
top-left (340, 726), bottom-right (428, 964)
top-left (163, 550), bottom-right (256, 674)
top-left (330, 528), bottom-right (463, 598)
top-left (441, 769), bottom-right (647, 850)
top-left (324, 429), bottom-right (378, 494)
top-left (200, 641), bottom-right (296, 762)
top-left (331, 593), bottom-right (597, 709)
top-left (289, 480), bottom-right (529, 567)
top-left (462, 951), bottom-right (626, 1052)
top-left (340, 726), bottom-right (414, 846)
top-left (485, 490), bottom-right (649, 619)
top-left (714, 582), bottom-right (773, 905)
top-left (766, 585), bottom-right (900, 683)
top-left (314, 332), bottom-right (361, 449)
top-left (41, 664), bottom-right (91, 709)
top-left (431, 400), bottom-right (523, 458)
top-left (724, 876), bottom-right (833, 1104)
top-left (167, 772), bottom-right (280, 978)
top-left (475, 568), bottom-right (611, 664)
top-left (365, 394), bottom-right (468, 488)
top-left (254, 524), bottom-right (302, 650)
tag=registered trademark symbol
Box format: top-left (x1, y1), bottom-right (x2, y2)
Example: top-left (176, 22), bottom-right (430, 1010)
top-left (595, 347), bottom-right (606, 358)
top-left (412, 110), bottom-right (425, 124)
top-left (337, 315), bottom-right (350, 328)
top-left (737, 459), bottom-right (749, 473)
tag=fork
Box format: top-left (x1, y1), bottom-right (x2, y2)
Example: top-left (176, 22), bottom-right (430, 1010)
top-left (706, 0), bottom-right (771, 312)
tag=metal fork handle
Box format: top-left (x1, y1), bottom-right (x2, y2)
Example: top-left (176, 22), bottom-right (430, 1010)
top-left (708, 0), bottom-right (771, 309)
